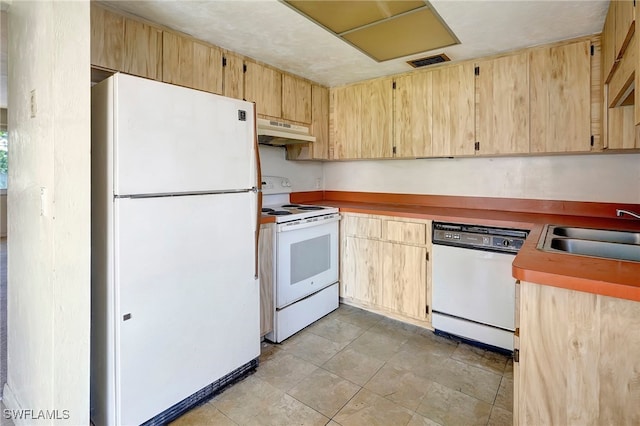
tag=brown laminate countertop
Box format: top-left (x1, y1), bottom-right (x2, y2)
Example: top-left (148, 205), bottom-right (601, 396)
top-left (299, 197), bottom-right (640, 302)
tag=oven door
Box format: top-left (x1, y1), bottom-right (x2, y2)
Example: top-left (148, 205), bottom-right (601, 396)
top-left (276, 214), bottom-right (340, 309)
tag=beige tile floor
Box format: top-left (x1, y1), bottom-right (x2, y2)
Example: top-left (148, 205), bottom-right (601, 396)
top-left (171, 304), bottom-right (513, 426)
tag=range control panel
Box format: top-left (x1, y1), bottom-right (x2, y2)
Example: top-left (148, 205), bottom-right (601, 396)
top-left (433, 222), bottom-right (529, 254)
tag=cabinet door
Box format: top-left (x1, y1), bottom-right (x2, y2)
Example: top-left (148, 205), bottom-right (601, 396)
top-left (381, 242), bottom-right (427, 320)
top-left (476, 53), bottom-right (529, 155)
top-left (223, 51), bottom-right (244, 100)
top-left (163, 33), bottom-right (223, 94)
top-left (311, 84), bottom-right (329, 159)
top-left (394, 72), bottom-right (432, 158)
top-left (603, 1), bottom-right (617, 82)
top-left (123, 18), bottom-right (162, 80)
top-left (162, 31), bottom-right (194, 88)
top-left (342, 236), bottom-right (382, 305)
top-left (607, 105), bottom-right (637, 149)
top-left (530, 41), bottom-right (591, 152)
top-left (331, 84), bottom-right (362, 159)
top-left (90, 5), bottom-right (123, 70)
top-left (282, 74), bottom-right (312, 124)
top-left (361, 78), bottom-right (394, 159)
top-left (615, 0), bottom-right (635, 60)
top-left (259, 224), bottom-right (274, 337)
top-left (244, 61), bottom-right (282, 118)
top-left (192, 41), bottom-right (223, 94)
top-left (432, 63), bottom-right (475, 156)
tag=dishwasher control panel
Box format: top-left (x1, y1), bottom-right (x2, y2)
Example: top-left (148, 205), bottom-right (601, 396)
top-left (432, 222), bottom-right (529, 254)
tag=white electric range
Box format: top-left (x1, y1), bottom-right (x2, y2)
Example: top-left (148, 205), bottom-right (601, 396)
top-left (261, 176), bottom-right (340, 343)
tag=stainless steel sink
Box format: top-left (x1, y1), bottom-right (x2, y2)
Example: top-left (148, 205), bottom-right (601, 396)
top-left (549, 238), bottom-right (640, 262)
top-left (538, 225), bottom-right (640, 262)
top-left (551, 226), bottom-right (640, 245)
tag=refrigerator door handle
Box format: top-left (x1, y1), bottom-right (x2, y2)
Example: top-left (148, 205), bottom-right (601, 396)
top-left (253, 103), bottom-right (262, 280)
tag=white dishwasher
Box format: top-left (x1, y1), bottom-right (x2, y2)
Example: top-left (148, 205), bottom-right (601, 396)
top-left (431, 222), bottom-right (529, 352)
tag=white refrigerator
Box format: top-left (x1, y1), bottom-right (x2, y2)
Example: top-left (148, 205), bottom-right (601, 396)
top-left (91, 73), bottom-right (260, 426)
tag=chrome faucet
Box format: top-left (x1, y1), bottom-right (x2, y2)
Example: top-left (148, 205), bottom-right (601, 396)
top-left (616, 209), bottom-right (640, 219)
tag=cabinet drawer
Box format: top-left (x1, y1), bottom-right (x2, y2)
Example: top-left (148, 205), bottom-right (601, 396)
top-left (384, 221), bottom-right (426, 245)
top-left (343, 215), bottom-right (382, 239)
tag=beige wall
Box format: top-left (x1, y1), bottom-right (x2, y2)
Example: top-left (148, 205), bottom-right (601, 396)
top-left (323, 153), bottom-right (640, 204)
top-left (4, 1), bottom-right (90, 424)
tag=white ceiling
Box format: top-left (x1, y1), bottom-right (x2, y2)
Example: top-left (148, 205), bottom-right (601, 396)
top-left (102, 0), bottom-right (609, 87)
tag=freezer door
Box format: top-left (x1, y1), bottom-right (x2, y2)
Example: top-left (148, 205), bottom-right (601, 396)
top-left (113, 74), bottom-right (255, 195)
top-left (114, 192), bottom-right (259, 425)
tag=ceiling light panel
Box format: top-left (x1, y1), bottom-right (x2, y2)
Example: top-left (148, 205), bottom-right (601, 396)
top-left (286, 0), bottom-right (425, 34)
top-left (284, 0), bottom-right (459, 63)
top-left (343, 8), bottom-right (458, 62)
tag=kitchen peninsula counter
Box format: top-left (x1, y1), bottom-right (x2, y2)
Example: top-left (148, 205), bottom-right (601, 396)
top-left (291, 191), bottom-right (640, 302)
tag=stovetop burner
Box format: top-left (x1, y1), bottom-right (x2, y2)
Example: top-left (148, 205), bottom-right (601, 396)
top-left (298, 206), bottom-right (325, 211)
top-left (269, 211), bottom-right (292, 216)
top-left (262, 207), bottom-right (275, 213)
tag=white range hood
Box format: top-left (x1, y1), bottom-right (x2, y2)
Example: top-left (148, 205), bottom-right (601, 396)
top-left (257, 118), bottom-right (316, 146)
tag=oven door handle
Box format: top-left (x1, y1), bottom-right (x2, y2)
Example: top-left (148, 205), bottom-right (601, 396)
top-left (277, 214), bottom-right (341, 232)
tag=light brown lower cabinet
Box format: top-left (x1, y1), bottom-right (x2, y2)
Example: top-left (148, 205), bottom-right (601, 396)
top-left (258, 223), bottom-right (274, 337)
top-left (515, 281), bottom-right (640, 425)
top-left (340, 213), bottom-right (431, 327)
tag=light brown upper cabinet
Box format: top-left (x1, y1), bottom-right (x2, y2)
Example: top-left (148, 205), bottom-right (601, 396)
top-left (530, 40), bottom-right (592, 153)
top-left (603, 1), bottom-right (617, 82)
top-left (282, 75), bottom-right (312, 124)
top-left (123, 18), bottom-right (162, 80)
top-left (163, 32), bottom-right (223, 94)
top-left (331, 79), bottom-right (393, 160)
top-left (191, 41), bottom-right (223, 94)
top-left (91, 5), bottom-right (124, 71)
top-left (361, 78), bottom-right (394, 159)
top-left (615, 0), bottom-right (636, 60)
top-left (603, 0), bottom-right (635, 82)
top-left (311, 85), bottom-right (330, 159)
top-left (284, 84), bottom-right (330, 161)
top-left (475, 53), bottom-right (530, 155)
top-left (331, 84), bottom-right (363, 159)
top-left (244, 61), bottom-right (282, 118)
top-left (222, 50), bottom-right (244, 100)
top-left (431, 63), bottom-right (476, 157)
top-left (394, 72), bottom-right (433, 158)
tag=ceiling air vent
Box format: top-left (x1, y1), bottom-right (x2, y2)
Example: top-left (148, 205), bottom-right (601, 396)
top-left (407, 53), bottom-right (450, 68)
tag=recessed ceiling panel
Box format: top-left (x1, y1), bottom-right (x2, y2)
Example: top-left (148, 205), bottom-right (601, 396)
top-left (285, 0), bottom-right (425, 34)
top-left (342, 8), bottom-right (458, 61)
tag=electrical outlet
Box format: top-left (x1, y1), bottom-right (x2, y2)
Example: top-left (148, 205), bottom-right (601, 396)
top-left (30, 90), bottom-right (37, 118)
